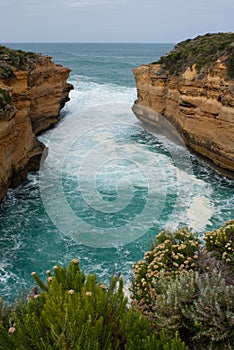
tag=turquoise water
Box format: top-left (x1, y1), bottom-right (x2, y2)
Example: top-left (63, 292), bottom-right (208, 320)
top-left (0, 43), bottom-right (234, 301)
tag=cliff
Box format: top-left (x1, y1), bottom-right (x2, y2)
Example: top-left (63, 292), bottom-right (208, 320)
top-left (0, 46), bottom-right (73, 202)
top-left (132, 33), bottom-right (234, 178)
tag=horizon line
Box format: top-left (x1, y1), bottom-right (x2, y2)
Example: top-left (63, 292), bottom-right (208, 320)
top-left (1, 41), bottom-right (175, 45)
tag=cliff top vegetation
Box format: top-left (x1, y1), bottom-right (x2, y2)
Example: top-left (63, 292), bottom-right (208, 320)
top-left (0, 45), bottom-right (41, 81)
top-left (156, 32), bottom-right (234, 78)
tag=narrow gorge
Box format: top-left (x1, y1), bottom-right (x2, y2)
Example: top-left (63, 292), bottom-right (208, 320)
top-left (0, 46), bottom-right (73, 202)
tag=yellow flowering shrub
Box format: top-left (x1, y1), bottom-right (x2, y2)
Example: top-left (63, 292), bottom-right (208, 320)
top-left (204, 220), bottom-right (234, 271)
top-left (131, 221), bottom-right (234, 349)
top-left (131, 227), bottom-right (201, 316)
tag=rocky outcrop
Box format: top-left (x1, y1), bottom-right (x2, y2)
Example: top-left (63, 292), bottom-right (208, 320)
top-left (0, 47), bottom-right (73, 202)
top-left (26, 56), bottom-right (73, 134)
top-left (132, 33), bottom-right (234, 178)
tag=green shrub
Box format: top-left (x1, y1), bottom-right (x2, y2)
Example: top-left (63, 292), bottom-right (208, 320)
top-left (0, 260), bottom-right (187, 350)
top-left (156, 32), bottom-right (234, 78)
top-left (131, 227), bottom-right (200, 316)
top-left (126, 329), bottom-right (188, 350)
top-left (150, 270), bottom-right (234, 349)
top-left (0, 64), bottom-right (15, 80)
top-left (0, 45), bottom-right (41, 81)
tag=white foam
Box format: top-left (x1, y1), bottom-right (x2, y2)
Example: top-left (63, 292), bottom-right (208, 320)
top-left (187, 196), bottom-right (214, 231)
top-left (65, 75), bottom-right (137, 113)
top-left (40, 77), bottom-right (215, 241)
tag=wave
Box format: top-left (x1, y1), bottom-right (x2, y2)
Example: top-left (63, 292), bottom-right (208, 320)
top-left (64, 75), bottom-right (136, 114)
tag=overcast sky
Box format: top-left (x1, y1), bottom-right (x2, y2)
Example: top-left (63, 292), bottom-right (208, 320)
top-left (0, 0), bottom-right (233, 43)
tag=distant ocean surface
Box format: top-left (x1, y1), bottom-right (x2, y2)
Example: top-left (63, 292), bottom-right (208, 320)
top-left (0, 43), bottom-right (233, 301)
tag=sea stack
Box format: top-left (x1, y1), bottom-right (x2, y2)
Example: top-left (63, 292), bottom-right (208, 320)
top-left (132, 33), bottom-right (234, 178)
top-left (0, 46), bottom-right (73, 202)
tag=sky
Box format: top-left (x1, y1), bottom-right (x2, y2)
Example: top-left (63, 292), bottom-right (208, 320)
top-left (0, 0), bottom-right (233, 43)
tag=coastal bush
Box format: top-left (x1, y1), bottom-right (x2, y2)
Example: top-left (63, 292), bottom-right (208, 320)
top-left (0, 45), bottom-right (38, 69)
top-left (0, 45), bottom-right (40, 81)
top-left (0, 260), bottom-right (187, 350)
top-left (126, 329), bottom-right (188, 350)
top-left (131, 227), bottom-right (200, 316)
top-left (196, 248), bottom-right (234, 286)
top-left (131, 221), bottom-right (234, 349)
top-left (156, 32), bottom-right (234, 78)
top-left (204, 219), bottom-right (234, 272)
top-left (149, 270), bottom-right (234, 349)
top-left (0, 63), bottom-right (15, 80)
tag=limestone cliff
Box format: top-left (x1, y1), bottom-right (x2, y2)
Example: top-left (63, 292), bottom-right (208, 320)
top-left (132, 33), bottom-right (234, 178)
top-left (0, 46), bottom-right (73, 202)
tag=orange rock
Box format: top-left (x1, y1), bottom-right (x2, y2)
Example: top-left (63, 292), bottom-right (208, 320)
top-left (132, 60), bottom-right (234, 178)
top-left (0, 55), bottom-right (73, 202)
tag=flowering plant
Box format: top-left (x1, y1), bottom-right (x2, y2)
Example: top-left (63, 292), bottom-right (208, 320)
top-left (204, 220), bottom-right (234, 270)
top-left (131, 227), bottom-right (201, 315)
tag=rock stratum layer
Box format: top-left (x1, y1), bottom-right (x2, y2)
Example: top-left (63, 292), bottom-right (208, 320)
top-left (0, 47), bottom-right (73, 202)
top-left (132, 33), bottom-right (234, 178)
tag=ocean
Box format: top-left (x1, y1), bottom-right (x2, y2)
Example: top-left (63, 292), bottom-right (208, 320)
top-left (0, 43), bottom-right (233, 301)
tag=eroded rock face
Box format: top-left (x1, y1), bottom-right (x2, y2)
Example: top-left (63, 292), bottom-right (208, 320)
top-left (26, 56), bottom-right (73, 135)
top-left (0, 55), bottom-right (73, 202)
top-left (132, 61), bottom-right (234, 178)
